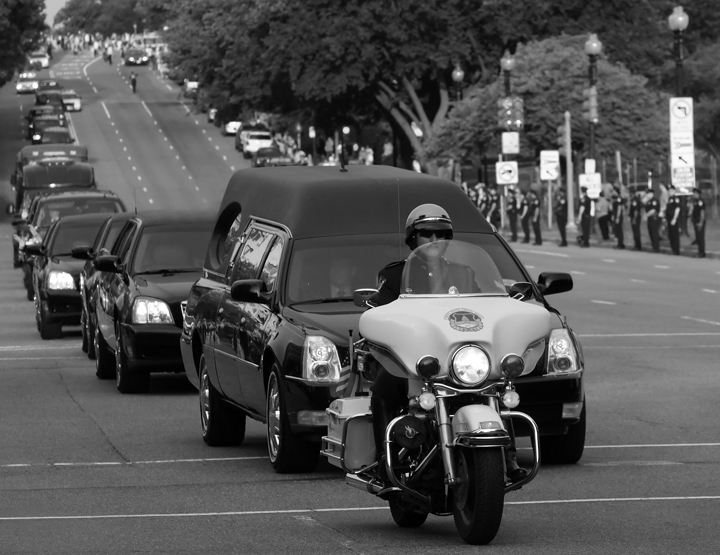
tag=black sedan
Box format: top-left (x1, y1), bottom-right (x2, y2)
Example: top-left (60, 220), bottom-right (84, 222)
top-left (124, 49), bottom-right (149, 66)
top-left (93, 211), bottom-right (214, 393)
top-left (36, 126), bottom-right (74, 145)
top-left (24, 213), bottom-right (110, 339)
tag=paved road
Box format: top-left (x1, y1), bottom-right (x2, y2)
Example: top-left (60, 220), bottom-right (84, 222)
top-left (1, 52), bottom-right (719, 554)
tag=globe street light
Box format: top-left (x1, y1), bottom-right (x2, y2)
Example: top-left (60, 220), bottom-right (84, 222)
top-left (584, 33), bottom-right (602, 160)
top-left (500, 50), bottom-right (516, 97)
top-left (451, 64), bottom-right (464, 100)
top-left (668, 6), bottom-right (689, 97)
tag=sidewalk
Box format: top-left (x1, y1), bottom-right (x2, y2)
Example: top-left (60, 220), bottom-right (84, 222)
top-left (504, 218), bottom-right (720, 260)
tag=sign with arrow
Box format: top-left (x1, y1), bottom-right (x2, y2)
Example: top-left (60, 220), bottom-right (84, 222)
top-left (540, 150), bottom-right (560, 181)
top-left (495, 161), bottom-right (518, 185)
top-left (669, 97), bottom-right (695, 194)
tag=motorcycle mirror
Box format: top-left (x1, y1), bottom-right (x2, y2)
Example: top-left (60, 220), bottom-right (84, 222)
top-left (508, 282), bottom-right (534, 301)
top-left (353, 288), bottom-right (378, 308)
top-left (537, 272), bottom-right (573, 296)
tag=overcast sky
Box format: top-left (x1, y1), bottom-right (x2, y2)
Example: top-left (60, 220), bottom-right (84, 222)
top-left (45, 0), bottom-right (68, 26)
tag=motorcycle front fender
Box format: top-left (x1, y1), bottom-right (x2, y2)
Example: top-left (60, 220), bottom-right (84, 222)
top-left (452, 404), bottom-right (506, 436)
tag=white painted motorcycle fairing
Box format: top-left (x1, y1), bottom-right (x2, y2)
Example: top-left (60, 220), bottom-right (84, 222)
top-left (359, 296), bottom-right (560, 380)
top-left (452, 404), bottom-right (505, 435)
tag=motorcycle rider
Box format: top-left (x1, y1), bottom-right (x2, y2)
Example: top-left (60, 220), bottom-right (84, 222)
top-left (369, 203), bottom-right (529, 485)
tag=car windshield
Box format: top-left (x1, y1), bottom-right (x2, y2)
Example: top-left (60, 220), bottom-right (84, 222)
top-left (257, 148), bottom-right (283, 157)
top-left (34, 199), bottom-right (123, 228)
top-left (249, 133), bottom-right (271, 140)
top-left (400, 240), bottom-right (506, 297)
top-left (132, 225), bottom-right (211, 274)
top-left (49, 222), bottom-right (106, 256)
top-left (41, 131), bottom-right (72, 144)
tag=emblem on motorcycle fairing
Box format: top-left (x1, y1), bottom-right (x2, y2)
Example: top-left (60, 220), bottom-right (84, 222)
top-left (444, 309), bottom-right (484, 332)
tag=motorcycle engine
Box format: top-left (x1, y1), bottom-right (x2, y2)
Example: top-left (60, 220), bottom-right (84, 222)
top-left (391, 415), bottom-right (427, 449)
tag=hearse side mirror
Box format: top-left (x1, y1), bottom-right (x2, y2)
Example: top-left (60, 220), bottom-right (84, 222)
top-left (71, 245), bottom-right (93, 260)
top-left (22, 244), bottom-right (44, 256)
top-left (508, 282), bottom-right (534, 301)
top-left (93, 254), bottom-right (121, 273)
top-left (353, 288), bottom-right (378, 308)
top-left (230, 279), bottom-right (270, 305)
top-left (537, 272), bottom-right (573, 296)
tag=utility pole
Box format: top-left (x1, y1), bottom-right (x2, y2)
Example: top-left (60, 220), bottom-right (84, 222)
top-left (565, 111), bottom-right (576, 230)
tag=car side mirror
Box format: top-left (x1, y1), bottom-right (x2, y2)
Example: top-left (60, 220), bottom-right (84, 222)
top-left (508, 282), bottom-right (534, 301)
top-left (353, 288), bottom-right (378, 308)
top-left (7, 203), bottom-right (16, 215)
top-left (12, 218), bottom-right (26, 226)
top-left (537, 272), bottom-right (573, 296)
top-left (94, 254), bottom-right (121, 273)
top-left (230, 279), bottom-right (270, 305)
top-left (22, 244), bottom-right (44, 256)
top-left (72, 245), bottom-right (93, 260)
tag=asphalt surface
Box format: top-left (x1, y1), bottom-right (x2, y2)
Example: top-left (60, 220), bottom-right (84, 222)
top-left (1, 51), bottom-right (719, 554)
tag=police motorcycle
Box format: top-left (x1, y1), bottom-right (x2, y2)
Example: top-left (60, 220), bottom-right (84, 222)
top-left (321, 239), bottom-right (577, 545)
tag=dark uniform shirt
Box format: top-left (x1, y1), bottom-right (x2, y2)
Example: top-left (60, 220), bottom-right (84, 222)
top-left (646, 197), bottom-right (660, 219)
top-left (629, 197), bottom-right (643, 223)
top-left (692, 198), bottom-right (706, 224)
top-left (530, 197), bottom-right (540, 221)
top-left (506, 195), bottom-right (518, 215)
top-left (665, 197), bottom-right (680, 223)
top-left (555, 197), bottom-right (567, 219)
top-left (612, 197), bottom-right (624, 220)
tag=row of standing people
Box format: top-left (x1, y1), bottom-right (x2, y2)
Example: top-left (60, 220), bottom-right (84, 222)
top-left (468, 186), bottom-right (543, 245)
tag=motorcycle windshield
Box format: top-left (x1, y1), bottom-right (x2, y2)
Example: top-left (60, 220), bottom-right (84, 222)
top-left (400, 240), bottom-right (507, 297)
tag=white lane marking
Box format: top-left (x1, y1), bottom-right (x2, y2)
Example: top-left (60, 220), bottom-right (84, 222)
top-left (182, 166), bottom-right (186, 170)
top-left (702, 289), bottom-right (717, 294)
top-left (111, 121), bottom-right (115, 126)
top-left (165, 84), bottom-right (172, 90)
top-left (188, 175), bottom-right (193, 180)
top-left (127, 156), bottom-right (131, 161)
top-left (654, 265), bottom-right (670, 269)
top-left (141, 101), bottom-right (152, 117)
top-left (630, 279), bottom-right (647, 283)
top-left (580, 332), bottom-right (720, 337)
top-left (154, 121), bottom-right (158, 125)
top-left (137, 176), bottom-right (142, 181)
top-left (0, 345), bottom-right (78, 352)
top-left (195, 187), bottom-right (199, 191)
top-left (582, 345), bottom-right (720, 349)
top-left (602, 259), bottom-right (616, 263)
top-left (0, 357), bottom-right (87, 361)
top-left (142, 188), bottom-right (147, 192)
top-left (591, 300), bottom-right (616, 305)
top-left (570, 271), bottom-right (585, 275)
top-left (169, 145), bottom-right (174, 150)
top-left (101, 101), bottom-right (111, 119)
top-left (681, 316), bottom-right (720, 327)
top-left (584, 461), bottom-right (682, 467)
top-left (585, 443), bottom-right (720, 449)
top-left (119, 138), bottom-right (123, 143)
top-left (202, 129), bottom-right (206, 134)
top-left (92, 86), bottom-right (98, 93)
top-left (123, 147), bottom-right (127, 152)
top-left (3, 497), bottom-right (720, 521)
top-left (132, 166), bottom-right (137, 171)
top-left (83, 56), bottom-right (103, 77)
top-left (230, 166), bottom-right (236, 171)
top-left (0, 456), bottom-right (266, 469)
top-left (222, 155), bottom-right (227, 161)
top-left (514, 250), bottom-right (569, 258)
top-left (149, 199), bottom-right (154, 204)
top-left (525, 265), bottom-right (535, 269)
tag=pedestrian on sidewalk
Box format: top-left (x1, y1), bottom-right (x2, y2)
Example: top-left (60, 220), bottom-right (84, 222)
top-left (520, 191), bottom-right (531, 243)
top-left (530, 189), bottom-right (542, 245)
top-left (506, 187), bottom-right (519, 242)
top-left (630, 188), bottom-right (643, 250)
top-left (691, 188), bottom-right (706, 258)
top-left (106, 45), bottom-right (113, 64)
top-left (665, 186), bottom-right (681, 255)
top-left (645, 188), bottom-right (661, 252)
top-left (611, 187), bottom-right (625, 249)
top-left (577, 187), bottom-right (593, 247)
top-left (554, 187), bottom-right (568, 246)
top-left (596, 192), bottom-right (611, 241)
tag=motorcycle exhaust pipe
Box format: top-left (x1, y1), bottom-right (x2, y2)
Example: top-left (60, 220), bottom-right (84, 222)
top-left (345, 473), bottom-right (384, 494)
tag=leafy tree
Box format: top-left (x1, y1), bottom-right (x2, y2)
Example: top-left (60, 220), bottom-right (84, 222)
top-left (427, 35), bottom-right (670, 179)
top-left (55, 0), bottom-right (141, 36)
top-left (134, 0), bottom-right (175, 31)
top-left (0, 0), bottom-right (46, 87)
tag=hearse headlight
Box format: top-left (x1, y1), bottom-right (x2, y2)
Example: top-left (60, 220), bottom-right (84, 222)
top-left (132, 297), bottom-right (174, 324)
top-left (47, 271), bottom-right (74, 290)
top-left (547, 329), bottom-right (580, 374)
top-left (303, 335), bottom-right (341, 383)
top-left (451, 345), bottom-right (491, 386)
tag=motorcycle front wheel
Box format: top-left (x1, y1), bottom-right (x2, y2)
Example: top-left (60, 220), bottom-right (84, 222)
top-left (451, 447), bottom-right (505, 545)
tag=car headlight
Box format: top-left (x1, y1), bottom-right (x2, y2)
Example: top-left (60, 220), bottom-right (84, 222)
top-left (47, 271), bottom-right (75, 290)
top-left (132, 297), bottom-right (174, 324)
top-left (451, 345), bottom-right (491, 386)
top-left (33, 134), bottom-right (41, 140)
top-left (303, 336), bottom-right (342, 382)
top-left (547, 329), bottom-right (581, 374)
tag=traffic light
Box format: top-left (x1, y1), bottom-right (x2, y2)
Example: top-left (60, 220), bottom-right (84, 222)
top-left (511, 97), bottom-right (524, 130)
top-left (497, 98), bottom-right (513, 129)
top-left (557, 124), bottom-right (566, 150)
top-left (582, 86), bottom-right (599, 123)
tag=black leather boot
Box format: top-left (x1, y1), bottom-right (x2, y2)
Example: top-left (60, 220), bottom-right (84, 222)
top-left (504, 417), bottom-right (528, 483)
top-left (371, 396), bottom-right (395, 485)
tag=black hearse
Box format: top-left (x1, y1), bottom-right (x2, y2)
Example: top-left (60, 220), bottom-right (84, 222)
top-left (181, 166), bottom-right (585, 473)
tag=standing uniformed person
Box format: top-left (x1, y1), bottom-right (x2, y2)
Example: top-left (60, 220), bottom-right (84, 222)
top-left (554, 187), bottom-right (568, 246)
top-left (529, 189), bottom-right (542, 245)
top-left (645, 188), bottom-right (661, 252)
top-left (477, 186), bottom-right (488, 216)
top-left (629, 188), bottom-right (644, 251)
top-left (576, 187), bottom-right (593, 247)
top-left (487, 187), bottom-right (501, 229)
top-left (506, 187), bottom-right (519, 242)
top-left (665, 186), bottom-right (681, 255)
top-left (611, 187), bottom-right (625, 249)
top-left (520, 191), bottom-right (531, 243)
top-left (691, 187), bottom-right (706, 258)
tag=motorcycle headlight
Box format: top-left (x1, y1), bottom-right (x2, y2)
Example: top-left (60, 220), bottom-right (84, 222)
top-left (132, 297), bottom-right (174, 324)
top-left (303, 336), bottom-right (341, 382)
top-left (451, 345), bottom-right (491, 386)
top-left (547, 329), bottom-right (580, 374)
top-left (47, 271), bottom-right (75, 290)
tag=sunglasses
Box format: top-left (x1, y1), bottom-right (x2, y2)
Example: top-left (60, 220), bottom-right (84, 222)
top-left (417, 229), bottom-right (451, 239)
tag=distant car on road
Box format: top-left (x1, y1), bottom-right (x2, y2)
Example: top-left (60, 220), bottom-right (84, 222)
top-left (36, 126), bottom-right (75, 145)
top-left (124, 48), bottom-right (149, 66)
top-left (252, 147), bottom-right (302, 168)
top-left (235, 124), bottom-right (273, 158)
top-left (93, 211), bottom-right (214, 392)
top-left (28, 51), bottom-right (50, 69)
top-left (16, 72), bottom-right (39, 94)
top-left (223, 119), bottom-right (242, 136)
top-left (28, 114), bottom-right (67, 142)
top-left (60, 89), bottom-right (82, 112)
top-left (24, 213), bottom-right (110, 339)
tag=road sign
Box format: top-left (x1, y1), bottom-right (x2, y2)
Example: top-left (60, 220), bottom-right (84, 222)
top-left (540, 150), bottom-right (559, 180)
top-left (502, 132), bottom-right (519, 154)
top-left (495, 161), bottom-right (518, 185)
top-left (579, 173), bottom-right (602, 199)
top-left (669, 97), bottom-right (695, 192)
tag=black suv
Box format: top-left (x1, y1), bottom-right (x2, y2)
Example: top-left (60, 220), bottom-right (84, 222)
top-left (181, 166), bottom-right (585, 473)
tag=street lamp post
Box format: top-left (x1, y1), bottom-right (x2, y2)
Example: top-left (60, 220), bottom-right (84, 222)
top-left (584, 34), bottom-right (602, 161)
top-left (451, 64), bottom-right (464, 101)
top-left (668, 6), bottom-right (689, 97)
top-left (500, 50), bottom-right (515, 97)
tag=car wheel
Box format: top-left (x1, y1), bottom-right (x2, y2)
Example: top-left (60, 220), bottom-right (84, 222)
top-left (36, 298), bottom-right (62, 340)
top-left (94, 325), bottom-right (115, 379)
top-left (87, 312), bottom-right (97, 360)
top-left (540, 401), bottom-right (586, 465)
top-left (80, 309), bottom-right (89, 353)
top-left (115, 323), bottom-right (149, 393)
top-left (199, 355), bottom-right (246, 446)
top-left (266, 365), bottom-right (319, 474)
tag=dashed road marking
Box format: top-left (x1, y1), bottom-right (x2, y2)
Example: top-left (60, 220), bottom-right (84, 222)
top-left (591, 300), bottom-right (617, 305)
top-left (681, 316), bottom-right (720, 327)
top-left (654, 265), bottom-right (670, 269)
top-left (101, 101), bottom-right (111, 119)
top-left (570, 270), bottom-right (585, 275)
top-left (630, 279), bottom-right (647, 283)
top-left (702, 289), bottom-right (717, 294)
